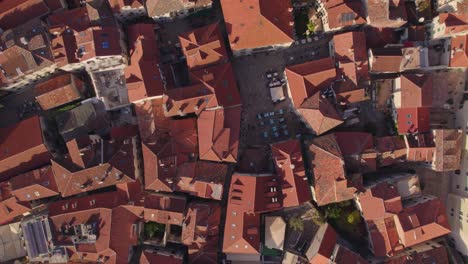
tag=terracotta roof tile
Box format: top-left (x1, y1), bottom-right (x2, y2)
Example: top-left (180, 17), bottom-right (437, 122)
top-left (197, 106), bottom-right (241, 163)
top-left (324, 0), bottom-right (366, 30)
top-left (307, 135), bottom-right (358, 206)
top-left (286, 57), bottom-right (337, 106)
top-left (190, 62), bottom-right (242, 108)
top-left (271, 139), bottom-right (311, 208)
top-left (297, 92), bottom-right (343, 135)
top-left (376, 136), bottom-right (407, 166)
top-left (9, 165), bottom-right (59, 202)
top-left (405, 133), bottom-right (435, 162)
top-left (52, 135), bottom-right (139, 197)
top-left (140, 250), bottom-right (183, 264)
top-left (0, 0), bottom-right (49, 30)
top-left (163, 84), bottom-right (216, 117)
top-left (179, 23), bottom-right (228, 69)
top-left (399, 73), bottom-right (433, 108)
top-left (176, 161), bottom-right (227, 200)
top-left (397, 107), bottom-right (431, 134)
top-left (220, 0), bottom-right (294, 51)
top-left (432, 129), bottom-right (463, 171)
top-left (439, 13), bottom-right (468, 35)
top-left (397, 198), bottom-right (450, 247)
top-left (223, 173), bottom-right (283, 255)
top-left (449, 34), bottom-right (468, 67)
top-left (143, 193), bottom-right (186, 225)
top-left (0, 116), bottom-right (51, 180)
top-left (384, 244), bottom-right (449, 264)
top-left (0, 197), bottom-right (31, 225)
top-left (35, 73), bottom-right (84, 110)
top-left (366, 0), bottom-right (407, 27)
top-left (182, 201), bottom-right (221, 264)
top-left (370, 48), bottom-right (404, 72)
top-left (125, 23), bottom-right (164, 102)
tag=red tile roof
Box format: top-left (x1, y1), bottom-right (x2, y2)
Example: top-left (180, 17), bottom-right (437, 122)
top-left (357, 182), bottom-right (403, 256)
top-left (190, 62), bottom-right (242, 108)
top-left (9, 165), bottom-right (59, 202)
top-left (405, 133), bottom-right (435, 162)
top-left (197, 106), bottom-right (241, 163)
top-left (49, 207), bottom-right (113, 253)
top-left (163, 84), bottom-right (216, 117)
top-left (366, 0), bottom-right (407, 27)
top-left (0, 116), bottom-right (51, 180)
top-left (35, 73), bottom-right (84, 110)
top-left (179, 23), bottom-right (228, 69)
top-left (220, 0), bottom-right (294, 51)
top-left (297, 92), bottom-right (343, 135)
top-left (449, 35), bottom-right (468, 68)
top-left (334, 132), bottom-right (377, 173)
top-left (223, 173), bottom-right (283, 255)
top-left (307, 224), bottom-right (338, 263)
top-left (439, 13), bottom-right (468, 35)
top-left (376, 136), bottom-right (407, 166)
top-left (143, 193), bottom-right (186, 225)
top-left (182, 201), bottom-right (221, 264)
top-left (110, 205), bottom-right (144, 264)
top-left (0, 197), bottom-right (31, 225)
top-left (0, 0), bottom-right (49, 30)
top-left (364, 27), bottom-right (399, 49)
top-left (307, 135), bottom-right (358, 206)
top-left (324, 0), bottom-right (366, 30)
top-left (384, 244), bottom-right (449, 264)
top-left (271, 139), bottom-right (311, 208)
top-left (51, 135), bottom-right (139, 197)
top-left (176, 161), bottom-right (227, 200)
top-left (397, 198), bottom-right (450, 248)
top-left (432, 129), bottom-right (463, 171)
top-left (286, 57), bottom-right (337, 106)
top-left (397, 107), bottom-right (431, 134)
top-left (48, 7), bottom-right (123, 65)
top-left (125, 23), bottom-right (164, 102)
top-left (333, 31), bottom-right (369, 97)
top-left (370, 48), bottom-right (404, 72)
top-left (399, 73), bottom-right (433, 108)
top-left (140, 250), bottom-right (183, 264)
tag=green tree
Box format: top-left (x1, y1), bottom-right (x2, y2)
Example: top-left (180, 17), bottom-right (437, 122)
top-left (307, 21), bottom-right (316, 33)
top-left (289, 217), bottom-right (304, 231)
top-left (324, 204), bottom-right (342, 219)
top-left (144, 222), bottom-right (165, 239)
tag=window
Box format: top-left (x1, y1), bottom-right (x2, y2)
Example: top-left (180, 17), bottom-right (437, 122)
top-left (34, 191), bottom-right (40, 197)
top-left (101, 42), bottom-right (110, 49)
top-left (407, 114), bottom-right (412, 118)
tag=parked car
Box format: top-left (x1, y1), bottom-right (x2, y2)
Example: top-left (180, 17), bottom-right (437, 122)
top-left (269, 119), bottom-right (274, 125)
top-left (272, 126), bottom-right (278, 132)
top-left (273, 132), bottom-right (280, 138)
top-left (279, 117), bottom-right (285, 123)
top-left (257, 113), bottom-right (262, 119)
top-left (262, 131), bottom-right (269, 139)
top-left (278, 109), bottom-right (284, 115)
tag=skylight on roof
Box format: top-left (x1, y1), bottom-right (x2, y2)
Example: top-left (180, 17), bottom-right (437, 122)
top-left (340, 13), bottom-right (355, 23)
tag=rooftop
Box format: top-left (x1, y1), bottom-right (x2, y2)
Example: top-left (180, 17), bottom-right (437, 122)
top-left (220, 0), bottom-right (294, 51)
top-left (324, 0), bottom-right (366, 30)
top-left (125, 23), bottom-right (165, 102)
top-left (0, 0), bottom-right (50, 30)
top-left (306, 134), bottom-right (360, 206)
top-left (197, 106), bottom-right (241, 163)
top-left (0, 116), bottom-right (51, 180)
top-left (34, 73), bottom-right (85, 110)
top-left (271, 139), bottom-right (311, 208)
top-left (179, 23), bottom-right (228, 69)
